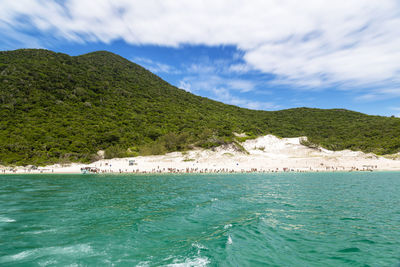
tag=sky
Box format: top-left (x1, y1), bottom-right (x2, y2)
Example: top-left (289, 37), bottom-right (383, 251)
top-left (1, 0), bottom-right (400, 117)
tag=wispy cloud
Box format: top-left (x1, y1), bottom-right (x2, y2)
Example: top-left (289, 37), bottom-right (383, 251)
top-left (211, 87), bottom-right (278, 110)
top-left (389, 107), bottom-right (400, 117)
top-left (228, 63), bottom-right (252, 74)
top-left (186, 59), bottom-right (251, 75)
top-left (178, 80), bottom-right (191, 92)
top-left (0, 21), bottom-right (43, 49)
top-left (180, 74), bottom-right (257, 94)
top-left (356, 88), bottom-right (400, 101)
top-left (133, 57), bottom-right (180, 74)
top-left (171, 55), bottom-right (272, 108)
top-left (226, 80), bottom-right (255, 93)
top-left (178, 73), bottom-right (279, 110)
top-left (2, 0), bottom-right (400, 97)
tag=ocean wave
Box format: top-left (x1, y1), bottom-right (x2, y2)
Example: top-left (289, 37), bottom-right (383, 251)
top-left (224, 224), bottom-right (232, 229)
top-left (136, 261), bottom-right (151, 267)
top-left (30, 229), bottom-right (57, 235)
top-left (227, 235), bottom-right (233, 245)
top-left (0, 216), bottom-right (15, 222)
top-left (0, 244), bottom-right (93, 264)
top-left (192, 242), bottom-right (207, 251)
top-left (165, 256), bottom-right (210, 267)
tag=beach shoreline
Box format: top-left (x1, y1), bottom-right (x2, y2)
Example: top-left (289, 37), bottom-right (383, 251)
top-left (2, 135), bottom-right (400, 175)
top-left (2, 170), bottom-right (400, 176)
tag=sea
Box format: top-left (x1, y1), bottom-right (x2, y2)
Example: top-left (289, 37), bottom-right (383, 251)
top-left (0, 172), bottom-right (399, 266)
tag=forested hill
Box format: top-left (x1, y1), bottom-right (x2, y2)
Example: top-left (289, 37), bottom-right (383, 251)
top-left (1, 49), bottom-right (400, 165)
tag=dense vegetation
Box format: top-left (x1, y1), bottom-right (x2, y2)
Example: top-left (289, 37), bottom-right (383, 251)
top-left (1, 49), bottom-right (400, 166)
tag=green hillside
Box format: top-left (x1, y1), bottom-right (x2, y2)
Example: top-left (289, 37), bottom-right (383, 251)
top-left (1, 49), bottom-right (400, 166)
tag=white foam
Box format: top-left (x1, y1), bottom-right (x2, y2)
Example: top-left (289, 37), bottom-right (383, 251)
top-left (191, 242), bottom-right (207, 250)
top-left (227, 235), bottom-right (233, 245)
top-left (262, 217), bottom-right (279, 228)
top-left (0, 250), bottom-right (34, 263)
top-left (31, 229), bottom-right (57, 235)
top-left (10, 251), bottom-right (33, 260)
top-left (224, 224), bottom-right (232, 229)
top-left (0, 244), bottom-right (93, 264)
top-left (38, 259), bottom-right (58, 266)
top-left (136, 261), bottom-right (150, 267)
top-left (166, 256), bottom-right (210, 267)
top-left (0, 216), bottom-right (15, 222)
top-left (55, 244), bottom-right (93, 254)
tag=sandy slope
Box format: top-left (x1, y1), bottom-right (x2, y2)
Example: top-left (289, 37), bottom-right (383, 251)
top-left (2, 135), bottom-right (400, 174)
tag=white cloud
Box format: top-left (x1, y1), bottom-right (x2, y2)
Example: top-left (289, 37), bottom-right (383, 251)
top-left (187, 63), bottom-right (217, 75)
top-left (178, 73), bottom-right (278, 110)
top-left (228, 63), bottom-right (252, 74)
top-left (177, 57), bottom-right (261, 95)
top-left (356, 88), bottom-right (400, 101)
top-left (2, 0), bottom-right (400, 93)
top-left (180, 74), bottom-right (257, 94)
top-left (133, 57), bottom-right (180, 74)
top-left (0, 22), bottom-right (43, 49)
top-left (178, 80), bottom-right (191, 92)
top-left (389, 107), bottom-right (400, 117)
top-left (211, 87), bottom-right (278, 110)
top-left (186, 60), bottom-right (253, 76)
top-left (227, 80), bottom-right (255, 93)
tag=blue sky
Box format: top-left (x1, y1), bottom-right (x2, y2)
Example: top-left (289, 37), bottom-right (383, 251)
top-left (1, 0), bottom-right (400, 117)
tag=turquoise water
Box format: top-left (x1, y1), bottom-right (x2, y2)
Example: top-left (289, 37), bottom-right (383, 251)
top-left (1, 173), bottom-right (400, 266)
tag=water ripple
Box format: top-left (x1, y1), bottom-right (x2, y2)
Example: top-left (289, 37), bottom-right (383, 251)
top-left (1, 172), bottom-right (400, 266)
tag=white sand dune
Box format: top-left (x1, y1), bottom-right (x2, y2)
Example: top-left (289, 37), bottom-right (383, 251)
top-left (2, 135), bottom-right (400, 174)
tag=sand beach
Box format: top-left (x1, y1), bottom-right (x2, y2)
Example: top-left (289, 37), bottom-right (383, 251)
top-left (2, 135), bottom-right (399, 174)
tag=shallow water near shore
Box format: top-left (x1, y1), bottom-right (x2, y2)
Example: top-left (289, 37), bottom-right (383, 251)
top-left (1, 172), bottom-right (400, 266)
